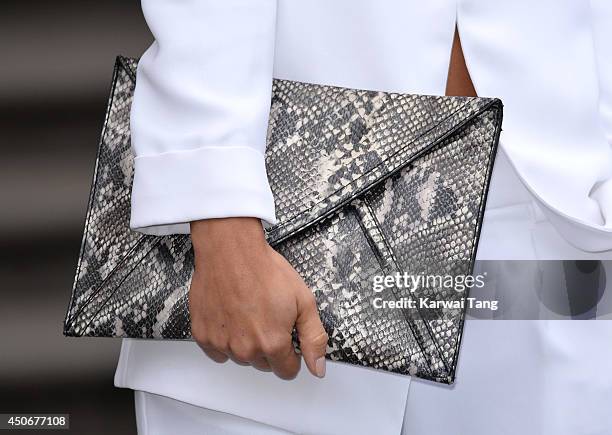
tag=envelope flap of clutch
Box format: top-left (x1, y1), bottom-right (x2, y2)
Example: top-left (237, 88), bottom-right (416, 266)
top-left (264, 79), bottom-right (502, 246)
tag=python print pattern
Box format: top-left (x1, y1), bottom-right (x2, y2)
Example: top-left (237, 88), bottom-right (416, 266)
top-left (64, 56), bottom-right (502, 384)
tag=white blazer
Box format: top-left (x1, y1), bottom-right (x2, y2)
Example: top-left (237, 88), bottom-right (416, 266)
top-left (116, 1), bottom-right (612, 434)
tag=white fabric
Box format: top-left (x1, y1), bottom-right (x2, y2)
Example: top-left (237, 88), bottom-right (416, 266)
top-left (405, 320), bottom-right (612, 435)
top-left (590, 0), bottom-right (612, 232)
top-left (135, 391), bottom-right (293, 435)
top-left (456, 0), bottom-right (612, 251)
top-left (118, 341), bottom-right (409, 435)
top-left (403, 206), bottom-right (612, 435)
top-left (591, 0), bottom-right (612, 148)
top-left (118, 0), bottom-right (612, 434)
top-left (130, 0), bottom-right (278, 232)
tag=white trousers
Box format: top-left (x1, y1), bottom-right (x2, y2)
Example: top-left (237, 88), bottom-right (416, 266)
top-left (135, 391), bottom-right (294, 435)
top-left (136, 322), bottom-right (612, 435)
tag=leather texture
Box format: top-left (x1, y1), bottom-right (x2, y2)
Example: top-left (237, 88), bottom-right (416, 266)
top-left (64, 56), bottom-right (502, 384)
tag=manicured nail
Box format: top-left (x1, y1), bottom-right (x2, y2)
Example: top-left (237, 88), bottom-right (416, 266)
top-left (315, 357), bottom-right (326, 378)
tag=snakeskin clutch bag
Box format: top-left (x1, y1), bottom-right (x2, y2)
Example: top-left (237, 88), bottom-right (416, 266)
top-left (64, 56), bottom-right (502, 384)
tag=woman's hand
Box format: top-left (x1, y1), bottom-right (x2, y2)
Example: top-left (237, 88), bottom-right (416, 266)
top-left (189, 217), bottom-right (328, 380)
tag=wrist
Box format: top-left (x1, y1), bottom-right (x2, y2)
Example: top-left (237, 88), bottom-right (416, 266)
top-left (190, 217), bottom-right (268, 257)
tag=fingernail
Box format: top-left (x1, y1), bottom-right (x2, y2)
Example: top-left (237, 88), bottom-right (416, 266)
top-left (315, 357), bottom-right (326, 378)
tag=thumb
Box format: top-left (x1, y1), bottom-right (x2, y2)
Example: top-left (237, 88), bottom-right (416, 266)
top-left (295, 290), bottom-right (328, 378)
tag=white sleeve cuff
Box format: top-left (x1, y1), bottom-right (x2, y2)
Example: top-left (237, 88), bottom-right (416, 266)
top-left (130, 145), bottom-right (277, 235)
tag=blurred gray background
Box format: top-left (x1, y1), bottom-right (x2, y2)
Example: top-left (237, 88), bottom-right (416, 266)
top-left (1, 2), bottom-right (152, 433)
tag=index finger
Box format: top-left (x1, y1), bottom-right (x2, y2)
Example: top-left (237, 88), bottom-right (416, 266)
top-left (264, 336), bottom-right (301, 380)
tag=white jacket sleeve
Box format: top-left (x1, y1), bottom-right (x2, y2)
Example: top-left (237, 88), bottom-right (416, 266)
top-left (130, 0), bottom-right (278, 235)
